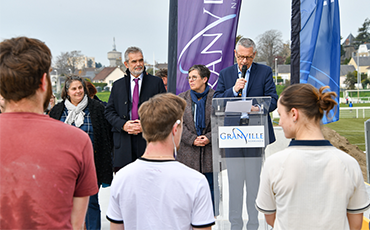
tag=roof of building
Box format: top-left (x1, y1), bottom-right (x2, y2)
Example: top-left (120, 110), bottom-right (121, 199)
top-left (342, 33), bottom-right (355, 46)
top-left (353, 56), bottom-right (370, 66)
top-left (340, 65), bottom-right (356, 76)
top-left (278, 65), bottom-right (290, 73)
top-left (93, 67), bottom-right (117, 81)
top-left (156, 63), bottom-right (168, 69)
top-left (276, 64), bottom-right (357, 75)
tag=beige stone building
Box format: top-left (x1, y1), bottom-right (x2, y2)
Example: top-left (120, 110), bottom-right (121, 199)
top-left (348, 56), bottom-right (370, 76)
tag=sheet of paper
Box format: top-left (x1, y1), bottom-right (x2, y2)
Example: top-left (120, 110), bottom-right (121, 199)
top-left (225, 100), bottom-right (252, 113)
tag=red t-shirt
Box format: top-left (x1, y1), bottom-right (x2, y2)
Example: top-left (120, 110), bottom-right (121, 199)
top-left (0, 112), bottom-right (98, 229)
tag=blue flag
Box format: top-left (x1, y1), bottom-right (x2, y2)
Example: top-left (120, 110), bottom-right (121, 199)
top-left (291, 0), bottom-right (340, 124)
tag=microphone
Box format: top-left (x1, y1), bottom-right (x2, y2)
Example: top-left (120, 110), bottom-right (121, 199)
top-left (238, 65), bottom-right (248, 97)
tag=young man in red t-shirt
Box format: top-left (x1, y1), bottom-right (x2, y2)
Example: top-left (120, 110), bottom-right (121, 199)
top-left (0, 37), bottom-right (98, 229)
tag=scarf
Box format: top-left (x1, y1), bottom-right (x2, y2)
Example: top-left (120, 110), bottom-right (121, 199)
top-left (190, 85), bottom-right (209, 136)
top-left (64, 94), bottom-right (88, 127)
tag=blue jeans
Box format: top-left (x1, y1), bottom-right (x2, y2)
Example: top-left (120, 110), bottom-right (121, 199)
top-left (85, 184), bottom-right (101, 230)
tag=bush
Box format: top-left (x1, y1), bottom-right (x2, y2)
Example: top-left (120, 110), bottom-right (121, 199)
top-left (93, 83), bottom-right (107, 88)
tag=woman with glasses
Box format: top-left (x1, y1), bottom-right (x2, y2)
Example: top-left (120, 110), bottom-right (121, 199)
top-left (177, 65), bottom-right (216, 212)
top-left (49, 76), bottom-right (113, 230)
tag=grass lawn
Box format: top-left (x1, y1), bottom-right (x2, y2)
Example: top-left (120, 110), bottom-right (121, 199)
top-left (96, 91), bottom-right (110, 102)
top-left (273, 117), bottom-right (369, 152)
top-left (324, 118), bottom-right (368, 152)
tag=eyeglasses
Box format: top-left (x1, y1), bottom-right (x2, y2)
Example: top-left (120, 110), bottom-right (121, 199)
top-left (188, 75), bottom-right (199, 81)
top-left (236, 53), bottom-right (254, 61)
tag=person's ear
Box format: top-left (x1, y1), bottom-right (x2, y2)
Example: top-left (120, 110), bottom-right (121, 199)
top-left (172, 120), bottom-right (181, 135)
top-left (291, 108), bottom-right (299, 122)
top-left (40, 73), bottom-right (48, 92)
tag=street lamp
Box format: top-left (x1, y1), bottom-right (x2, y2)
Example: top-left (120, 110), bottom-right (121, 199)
top-left (275, 58), bottom-right (278, 85)
top-left (357, 53), bottom-right (360, 103)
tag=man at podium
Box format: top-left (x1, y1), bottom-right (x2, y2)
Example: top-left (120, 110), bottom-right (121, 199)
top-left (214, 37), bottom-right (278, 230)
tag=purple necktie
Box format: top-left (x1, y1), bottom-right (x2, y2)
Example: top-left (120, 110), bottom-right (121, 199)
top-left (132, 78), bottom-right (139, 120)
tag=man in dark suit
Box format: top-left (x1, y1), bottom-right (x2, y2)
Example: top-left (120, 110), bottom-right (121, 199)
top-left (214, 38), bottom-right (278, 230)
top-left (105, 47), bottom-right (166, 172)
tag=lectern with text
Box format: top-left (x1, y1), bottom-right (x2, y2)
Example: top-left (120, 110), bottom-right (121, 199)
top-left (211, 97), bottom-right (272, 230)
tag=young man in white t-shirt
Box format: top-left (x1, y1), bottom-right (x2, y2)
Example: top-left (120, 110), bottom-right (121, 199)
top-left (106, 93), bottom-right (215, 230)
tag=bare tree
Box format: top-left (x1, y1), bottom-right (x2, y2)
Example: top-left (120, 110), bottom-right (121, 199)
top-left (279, 41), bottom-right (291, 62)
top-left (67, 51), bottom-right (83, 74)
top-left (255, 30), bottom-right (283, 69)
top-left (54, 50), bottom-right (83, 75)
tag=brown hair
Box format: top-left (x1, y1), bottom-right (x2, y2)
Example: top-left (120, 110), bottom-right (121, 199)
top-left (85, 81), bottom-right (97, 98)
top-left (0, 37), bottom-right (52, 102)
top-left (138, 93), bottom-right (186, 143)
top-left (279, 84), bottom-right (337, 121)
top-left (155, 69), bottom-right (167, 79)
top-left (61, 75), bottom-right (88, 100)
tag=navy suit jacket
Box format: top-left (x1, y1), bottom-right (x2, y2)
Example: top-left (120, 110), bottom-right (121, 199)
top-left (105, 70), bottom-right (166, 167)
top-left (214, 63), bottom-right (278, 144)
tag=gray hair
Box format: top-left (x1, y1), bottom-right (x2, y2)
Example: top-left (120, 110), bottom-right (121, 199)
top-left (124, 46), bottom-right (143, 62)
top-left (235, 38), bottom-right (256, 52)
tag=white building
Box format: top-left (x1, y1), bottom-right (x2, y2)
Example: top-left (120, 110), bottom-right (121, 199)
top-left (92, 67), bottom-right (124, 89)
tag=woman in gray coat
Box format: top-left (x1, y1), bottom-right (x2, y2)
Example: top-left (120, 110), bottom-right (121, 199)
top-left (177, 65), bottom-right (215, 207)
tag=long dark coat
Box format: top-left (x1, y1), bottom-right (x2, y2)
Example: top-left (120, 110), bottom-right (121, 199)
top-left (177, 88), bottom-right (214, 173)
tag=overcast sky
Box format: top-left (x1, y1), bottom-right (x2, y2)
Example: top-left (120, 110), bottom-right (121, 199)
top-left (0, 0), bottom-right (369, 67)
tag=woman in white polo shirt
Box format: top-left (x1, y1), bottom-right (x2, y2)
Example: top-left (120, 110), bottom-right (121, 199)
top-left (256, 83), bottom-right (370, 230)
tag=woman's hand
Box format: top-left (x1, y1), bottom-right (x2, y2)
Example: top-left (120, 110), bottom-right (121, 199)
top-left (193, 135), bottom-right (210, 146)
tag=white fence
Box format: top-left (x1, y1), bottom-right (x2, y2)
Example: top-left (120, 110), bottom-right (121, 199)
top-left (272, 107), bottom-right (370, 119)
top-left (340, 107), bottom-right (370, 119)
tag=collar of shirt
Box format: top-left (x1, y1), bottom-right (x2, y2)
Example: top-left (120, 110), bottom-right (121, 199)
top-left (289, 139), bottom-right (332, 147)
top-left (130, 73), bottom-right (143, 99)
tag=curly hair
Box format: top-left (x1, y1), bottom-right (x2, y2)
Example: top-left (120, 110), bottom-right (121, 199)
top-left (279, 84), bottom-right (337, 121)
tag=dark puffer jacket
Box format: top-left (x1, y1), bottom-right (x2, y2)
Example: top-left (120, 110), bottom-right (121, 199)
top-left (49, 97), bottom-right (113, 185)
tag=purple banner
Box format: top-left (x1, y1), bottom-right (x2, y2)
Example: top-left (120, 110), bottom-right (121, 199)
top-left (176, 0), bottom-right (242, 95)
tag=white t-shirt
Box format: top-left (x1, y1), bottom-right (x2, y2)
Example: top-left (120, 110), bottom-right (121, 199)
top-left (256, 140), bottom-right (370, 230)
top-left (106, 158), bottom-right (215, 230)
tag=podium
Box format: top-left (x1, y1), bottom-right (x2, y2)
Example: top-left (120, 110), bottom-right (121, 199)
top-left (211, 97), bottom-right (272, 230)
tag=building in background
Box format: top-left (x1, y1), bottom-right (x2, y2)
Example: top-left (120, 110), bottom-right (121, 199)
top-left (358, 44), bottom-right (370, 57)
top-left (340, 65), bottom-right (356, 88)
top-left (342, 34), bottom-right (356, 62)
top-left (93, 67), bottom-right (124, 90)
top-left (107, 38), bottom-right (123, 67)
top-left (348, 56), bottom-right (370, 75)
top-left (277, 65), bottom-right (291, 84)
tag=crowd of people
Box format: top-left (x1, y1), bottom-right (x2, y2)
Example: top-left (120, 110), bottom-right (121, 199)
top-left (1, 36), bottom-right (369, 230)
